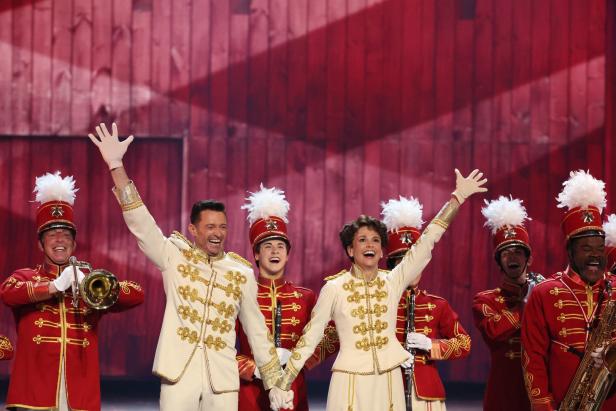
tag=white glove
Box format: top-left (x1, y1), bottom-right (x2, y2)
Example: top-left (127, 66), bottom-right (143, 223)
top-left (591, 345), bottom-right (605, 369)
top-left (401, 351), bottom-right (414, 369)
top-left (451, 168), bottom-right (488, 204)
top-left (88, 122), bottom-right (134, 170)
top-left (406, 332), bottom-right (432, 352)
top-left (277, 347), bottom-right (292, 366)
top-left (269, 386), bottom-right (294, 410)
top-left (53, 266), bottom-right (85, 292)
top-left (253, 366), bottom-right (261, 380)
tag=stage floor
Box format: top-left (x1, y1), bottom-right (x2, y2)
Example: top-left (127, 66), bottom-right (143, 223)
top-left (98, 399), bottom-right (482, 410)
top-left (0, 379), bottom-right (484, 410)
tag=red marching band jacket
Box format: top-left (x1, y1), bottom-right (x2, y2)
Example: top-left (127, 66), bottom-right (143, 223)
top-left (472, 279), bottom-right (531, 411)
top-left (0, 262), bottom-right (144, 411)
top-left (236, 277), bottom-right (338, 411)
top-left (395, 288), bottom-right (471, 401)
top-left (521, 269), bottom-right (616, 411)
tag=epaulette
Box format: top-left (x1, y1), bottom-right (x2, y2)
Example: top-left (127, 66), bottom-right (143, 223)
top-left (324, 270), bottom-right (346, 282)
top-left (293, 285), bottom-right (315, 294)
top-left (171, 231), bottom-right (191, 248)
top-left (425, 292), bottom-right (446, 301)
top-left (475, 288), bottom-right (499, 296)
top-left (227, 252), bottom-right (252, 268)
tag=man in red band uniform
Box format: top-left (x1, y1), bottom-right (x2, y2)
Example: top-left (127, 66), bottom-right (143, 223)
top-left (604, 214), bottom-right (616, 275)
top-left (236, 185), bottom-right (339, 411)
top-left (381, 196), bottom-right (471, 411)
top-left (521, 170), bottom-right (616, 410)
top-left (473, 196), bottom-right (543, 411)
top-left (0, 171), bottom-right (144, 411)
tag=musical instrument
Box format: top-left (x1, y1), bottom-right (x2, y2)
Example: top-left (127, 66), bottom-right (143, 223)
top-left (404, 289), bottom-right (416, 411)
top-left (68, 257), bottom-right (119, 310)
top-left (559, 282), bottom-right (616, 410)
top-left (274, 299), bottom-right (282, 348)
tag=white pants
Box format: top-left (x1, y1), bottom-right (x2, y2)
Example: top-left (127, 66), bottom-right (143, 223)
top-left (326, 369), bottom-right (405, 411)
top-left (160, 347), bottom-right (238, 411)
top-left (411, 388), bottom-right (447, 411)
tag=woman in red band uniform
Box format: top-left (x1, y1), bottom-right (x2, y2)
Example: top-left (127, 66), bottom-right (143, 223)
top-left (236, 185), bottom-right (339, 411)
top-left (473, 195), bottom-right (543, 411)
top-left (0, 172), bottom-right (144, 411)
top-left (382, 195), bottom-right (471, 411)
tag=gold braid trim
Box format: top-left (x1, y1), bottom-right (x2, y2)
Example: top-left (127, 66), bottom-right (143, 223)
top-left (259, 355), bottom-right (283, 390)
top-left (227, 252), bottom-right (252, 268)
top-left (278, 360), bottom-right (300, 391)
top-left (112, 181), bottom-right (144, 211)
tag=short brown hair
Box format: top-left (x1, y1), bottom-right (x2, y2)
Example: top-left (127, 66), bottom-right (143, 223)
top-left (339, 215), bottom-right (388, 261)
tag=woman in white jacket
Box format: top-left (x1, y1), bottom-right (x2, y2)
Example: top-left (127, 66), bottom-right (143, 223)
top-left (274, 169), bottom-right (487, 411)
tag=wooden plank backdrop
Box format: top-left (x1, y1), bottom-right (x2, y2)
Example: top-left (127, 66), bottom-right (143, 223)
top-left (0, 0), bottom-right (614, 385)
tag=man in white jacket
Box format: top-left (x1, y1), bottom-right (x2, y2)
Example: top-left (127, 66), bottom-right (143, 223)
top-left (89, 123), bottom-right (293, 411)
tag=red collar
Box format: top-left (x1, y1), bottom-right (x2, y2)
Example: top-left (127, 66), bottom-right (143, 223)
top-left (500, 277), bottom-right (528, 297)
top-left (564, 266), bottom-right (605, 288)
top-left (258, 276), bottom-right (287, 289)
top-left (42, 261), bottom-right (67, 278)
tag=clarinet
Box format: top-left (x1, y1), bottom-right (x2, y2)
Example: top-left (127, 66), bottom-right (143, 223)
top-left (274, 299), bottom-right (282, 348)
top-left (404, 290), bottom-right (416, 411)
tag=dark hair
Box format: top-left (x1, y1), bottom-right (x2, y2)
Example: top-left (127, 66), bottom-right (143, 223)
top-left (254, 237), bottom-right (291, 254)
top-left (386, 253), bottom-right (404, 270)
top-left (339, 215), bottom-right (388, 261)
top-left (190, 200), bottom-right (226, 224)
top-left (494, 244), bottom-right (531, 266)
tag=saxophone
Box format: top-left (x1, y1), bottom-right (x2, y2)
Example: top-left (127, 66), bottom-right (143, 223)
top-left (559, 282), bottom-right (616, 411)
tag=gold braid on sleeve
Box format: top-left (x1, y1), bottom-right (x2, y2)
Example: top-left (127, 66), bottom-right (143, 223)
top-left (278, 360), bottom-right (300, 391)
top-left (430, 198), bottom-right (460, 230)
top-left (112, 181), bottom-right (144, 212)
top-left (259, 355), bottom-right (283, 390)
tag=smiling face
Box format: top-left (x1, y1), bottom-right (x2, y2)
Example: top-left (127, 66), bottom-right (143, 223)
top-left (255, 239), bottom-right (289, 278)
top-left (188, 210), bottom-right (227, 257)
top-left (498, 246), bottom-right (531, 283)
top-left (38, 228), bottom-right (76, 265)
top-left (346, 226), bottom-right (384, 272)
top-left (568, 235), bottom-right (606, 284)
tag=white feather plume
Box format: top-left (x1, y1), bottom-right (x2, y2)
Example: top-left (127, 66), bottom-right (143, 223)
top-left (556, 170), bottom-right (607, 212)
top-left (33, 171), bottom-right (78, 205)
top-left (242, 184), bottom-right (290, 225)
top-left (380, 196), bottom-right (424, 232)
top-left (604, 214), bottom-right (616, 247)
top-left (481, 195), bottom-right (530, 234)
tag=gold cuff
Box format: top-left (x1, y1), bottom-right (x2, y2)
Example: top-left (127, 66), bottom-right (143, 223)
top-left (259, 355), bottom-right (283, 390)
top-left (430, 199), bottom-right (460, 229)
top-left (112, 181), bottom-right (144, 212)
top-left (277, 361), bottom-right (300, 391)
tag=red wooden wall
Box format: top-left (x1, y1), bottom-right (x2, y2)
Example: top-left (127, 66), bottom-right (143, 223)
top-left (0, 0), bottom-right (614, 384)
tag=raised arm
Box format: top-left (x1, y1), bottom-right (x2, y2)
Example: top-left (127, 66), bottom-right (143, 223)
top-left (389, 169), bottom-right (488, 295)
top-left (88, 122), bottom-right (133, 189)
top-left (88, 123), bottom-right (171, 272)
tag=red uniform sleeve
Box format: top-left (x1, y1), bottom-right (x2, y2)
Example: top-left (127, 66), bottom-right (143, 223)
top-left (304, 321), bottom-right (339, 370)
top-left (472, 292), bottom-right (521, 343)
top-left (0, 270), bottom-right (51, 307)
top-left (108, 280), bottom-right (145, 312)
top-left (521, 288), bottom-right (555, 411)
top-left (431, 301), bottom-right (471, 360)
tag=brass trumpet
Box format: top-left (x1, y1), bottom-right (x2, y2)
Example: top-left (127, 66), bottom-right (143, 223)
top-left (68, 257), bottom-right (119, 310)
